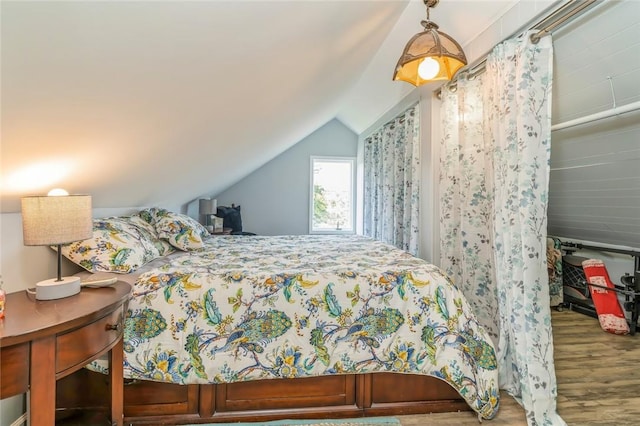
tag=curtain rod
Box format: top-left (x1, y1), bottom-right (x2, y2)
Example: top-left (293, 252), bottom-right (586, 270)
top-left (437, 0), bottom-right (601, 96)
top-left (530, 0), bottom-right (599, 44)
top-left (561, 240), bottom-right (640, 259)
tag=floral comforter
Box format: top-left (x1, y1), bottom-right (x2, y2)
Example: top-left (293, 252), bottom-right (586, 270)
top-left (103, 235), bottom-right (499, 418)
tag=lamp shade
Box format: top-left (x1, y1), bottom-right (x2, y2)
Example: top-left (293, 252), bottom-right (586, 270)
top-left (22, 195), bottom-right (93, 246)
top-left (199, 198), bottom-right (217, 215)
top-left (393, 24), bottom-right (467, 86)
top-left (393, 0), bottom-right (467, 86)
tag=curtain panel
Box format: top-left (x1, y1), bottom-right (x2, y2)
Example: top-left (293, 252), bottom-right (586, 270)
top-left (363, 104), bottom-right (420, 255)
top-left (439, 32), bottom-right (563, 426)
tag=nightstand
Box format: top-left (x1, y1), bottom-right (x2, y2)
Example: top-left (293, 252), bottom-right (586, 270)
top-left (0, 282), bottom-right (131, 426)
top-left (210, 227), bottom-right (233, 235)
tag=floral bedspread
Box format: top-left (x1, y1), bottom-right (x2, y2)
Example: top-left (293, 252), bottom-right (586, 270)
top-left (104, 235), bottom-right (499, 418)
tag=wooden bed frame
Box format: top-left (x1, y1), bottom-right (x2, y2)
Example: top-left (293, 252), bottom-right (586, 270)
top-left (56, 369), bottom-right (471, 424)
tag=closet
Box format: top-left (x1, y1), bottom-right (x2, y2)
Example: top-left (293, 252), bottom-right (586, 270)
top-left (546, 0), bottom-right (640, 330)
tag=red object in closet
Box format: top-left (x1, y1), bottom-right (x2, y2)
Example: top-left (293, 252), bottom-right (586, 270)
top-left (582, 259), bottom-right (630, 335)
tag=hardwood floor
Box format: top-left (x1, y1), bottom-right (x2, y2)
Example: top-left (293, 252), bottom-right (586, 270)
top-left (398, 309), bottom-right (640, 425)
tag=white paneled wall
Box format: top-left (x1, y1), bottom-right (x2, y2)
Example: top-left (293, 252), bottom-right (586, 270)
top-left (551, 0), bottom-right (640, 123)
top-left (548, 0), bottom-right (640, 249)
top-left (461, 0), bottom-right (559, 68)
top-left (549, 112), bottom-right (640, 248)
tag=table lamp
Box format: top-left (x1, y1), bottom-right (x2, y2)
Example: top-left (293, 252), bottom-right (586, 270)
top-left (21, 190), bottom-right (93, 300)
top-left (199, 198), bottom-right (217, 231)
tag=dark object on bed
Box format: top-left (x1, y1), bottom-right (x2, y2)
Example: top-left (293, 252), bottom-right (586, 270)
top-left (56, 369), bottom-right (470, 425)
top-left (216, 204), bottom-right (256, 235)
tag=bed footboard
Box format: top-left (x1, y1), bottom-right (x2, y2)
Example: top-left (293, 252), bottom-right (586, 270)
top-left (56, 370), bottom-right (470, 424)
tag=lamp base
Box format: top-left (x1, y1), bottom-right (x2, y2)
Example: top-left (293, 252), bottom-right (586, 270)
top-left (35, 276), bottom-right (81, 300)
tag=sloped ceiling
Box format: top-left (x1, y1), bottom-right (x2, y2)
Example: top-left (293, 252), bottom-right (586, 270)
top-left (1, 0), bottom-right (521, 212)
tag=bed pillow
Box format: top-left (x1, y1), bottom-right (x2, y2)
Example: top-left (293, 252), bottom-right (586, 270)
top-left (127, 213), bottom-right (176, 256)
top-left (60, 217), bottom-right (161, 273)
top-left (152, 210), bottom-right (209, 251)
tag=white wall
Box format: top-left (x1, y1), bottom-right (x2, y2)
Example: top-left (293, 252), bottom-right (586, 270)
top-left (213, 119), bottom-right (358, 236)
top-left (547, 0), bottom-right (640, 250)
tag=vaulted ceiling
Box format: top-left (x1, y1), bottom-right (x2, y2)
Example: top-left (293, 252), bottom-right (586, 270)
top-left (1, 0), bottom-right (541, 212)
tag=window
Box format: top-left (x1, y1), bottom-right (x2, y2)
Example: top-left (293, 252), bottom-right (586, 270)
top-left (310, 156), bottom-right (355, 234)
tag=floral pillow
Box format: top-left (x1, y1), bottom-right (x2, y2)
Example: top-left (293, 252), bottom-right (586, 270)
top-left (127, 213), bottom-right (175, 256)
top-left (151, 209), bottom-right (209, 251)
top-left (60, 217), bottom-right (161, 273)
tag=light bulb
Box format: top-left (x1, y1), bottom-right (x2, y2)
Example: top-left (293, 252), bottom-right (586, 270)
top-left (418, 57), bottom-right (440, 80)
top-left (48, 188), bottom-right (69, 196)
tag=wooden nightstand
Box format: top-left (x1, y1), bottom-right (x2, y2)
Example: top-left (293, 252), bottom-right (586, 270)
top-left (210, 227), bottom-right (233, 235)
top-left (0, 282), bottom-right (131, 426)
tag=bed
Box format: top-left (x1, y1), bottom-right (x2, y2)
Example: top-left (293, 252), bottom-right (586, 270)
top-left (56, 208), bottom-right (499, 425)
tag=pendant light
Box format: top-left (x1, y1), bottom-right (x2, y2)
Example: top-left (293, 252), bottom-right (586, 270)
top-left (393, 0), bottom-right (467, 86)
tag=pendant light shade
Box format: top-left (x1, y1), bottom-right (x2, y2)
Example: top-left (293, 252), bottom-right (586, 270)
top-left (393, 0), bottom-right (467, 86)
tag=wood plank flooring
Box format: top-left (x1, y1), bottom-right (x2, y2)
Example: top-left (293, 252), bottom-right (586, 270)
top-left (398, 309), bottom-right (640, 425)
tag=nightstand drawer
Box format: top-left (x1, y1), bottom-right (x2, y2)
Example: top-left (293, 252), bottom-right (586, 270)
top-left (56, 306), bottom-right (124, 377)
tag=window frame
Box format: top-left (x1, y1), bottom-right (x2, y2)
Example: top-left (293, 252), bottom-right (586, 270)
top-left (309, 156), bottom-right (356, 235)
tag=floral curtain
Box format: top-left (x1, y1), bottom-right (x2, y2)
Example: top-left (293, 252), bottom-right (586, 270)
top-left (363, 104), bottom-right (420, 255)
top-left (439, 32), bottom-right (564, 426)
